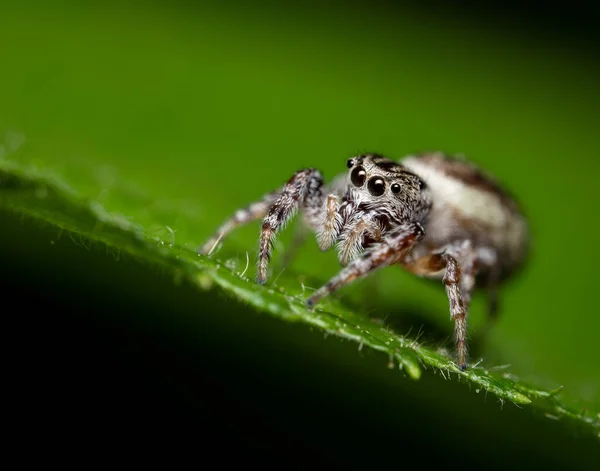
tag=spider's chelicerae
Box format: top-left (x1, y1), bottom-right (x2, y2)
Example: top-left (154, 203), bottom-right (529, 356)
top-left (199, 152), bottom-right (528, 370)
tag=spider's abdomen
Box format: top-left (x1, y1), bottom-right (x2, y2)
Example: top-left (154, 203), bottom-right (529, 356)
top-left (401, 153), bottom-right (529, 279)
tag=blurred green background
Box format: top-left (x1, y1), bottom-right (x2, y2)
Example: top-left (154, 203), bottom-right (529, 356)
top-left (1, 0), bottom-right (599, 460)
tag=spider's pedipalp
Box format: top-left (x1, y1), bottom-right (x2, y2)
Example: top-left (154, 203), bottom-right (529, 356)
top-left (337, 218), bottom-right (383, 266)
top-left (316, 194), bottom-right (342, 252)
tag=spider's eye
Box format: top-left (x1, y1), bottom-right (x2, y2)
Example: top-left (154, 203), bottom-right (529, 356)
top-left (391, 183), bottom-right (401, 194)
top-left (367, 177), bottom-right (386, 196)
top-left (351, 166), bottom-right (366, 187)
top-left (346, 158), bottom-right (355, 168)
top-left (418, 179), bottom-right (428, 190)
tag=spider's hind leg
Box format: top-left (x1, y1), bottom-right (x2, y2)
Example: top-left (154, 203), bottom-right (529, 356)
top-left (401, 241), bottom-right (479, 370)
top-left (441, 242), bottom-right (479, 370)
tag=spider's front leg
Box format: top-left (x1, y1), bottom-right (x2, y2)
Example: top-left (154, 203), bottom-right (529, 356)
top-left (306, 222), bottom-right (425, 306)
top-left (257, 168), bottom-right (327, 284)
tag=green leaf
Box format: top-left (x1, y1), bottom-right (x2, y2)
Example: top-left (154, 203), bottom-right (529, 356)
top-left (2, 159), bottom-right (598, 439)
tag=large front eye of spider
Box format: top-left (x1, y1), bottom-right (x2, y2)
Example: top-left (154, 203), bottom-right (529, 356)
top-left (350, 166), bottom-right (366, 187)
top-left (367, 176), bottom-right (386, 196)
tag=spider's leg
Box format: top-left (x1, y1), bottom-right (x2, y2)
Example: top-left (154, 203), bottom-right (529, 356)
top-left (282, 176), bottom-right (346, 267)
top-left (257, 168), bottom-right (326, 284)
top-left (441, 254), bottom-right (470, 370)
top-left (306, 222), bottom-right (424, 306)
top-left (282, 191), bottom-right (345, 269)
top-left (400, 241), bottom-right (478, 370)
top-left (434, 242), bottom-right (479, 370)
top-left (198, 190), bottom-right (279, 256)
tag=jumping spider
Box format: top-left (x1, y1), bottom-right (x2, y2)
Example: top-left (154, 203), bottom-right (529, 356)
top-left (199, 152), bottom-right (528, 370)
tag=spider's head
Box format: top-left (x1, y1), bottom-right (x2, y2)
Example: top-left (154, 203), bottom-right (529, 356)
top-left (345, 154), bottom-right (430, 220)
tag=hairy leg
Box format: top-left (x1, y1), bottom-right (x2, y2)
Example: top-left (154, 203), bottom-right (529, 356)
top-left (442, 254), bottom-right (470, 371)
top-left (198, 191), bottom-right (280, 256)
top-left (399, 242), bottom-right (479, 370)
top-left (435, 241), bottom-right (479, 370)
top-left (257, 168), bottom-right (326, 284)
top-left (306, 222), bottom-right (424, 307)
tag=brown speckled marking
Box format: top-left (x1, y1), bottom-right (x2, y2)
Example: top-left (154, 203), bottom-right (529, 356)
top-left (401, 252), bottom-right (445, 276)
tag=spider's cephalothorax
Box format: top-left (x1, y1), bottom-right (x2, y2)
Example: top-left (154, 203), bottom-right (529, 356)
top-left (199, 152), bottom-right (529, 370)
